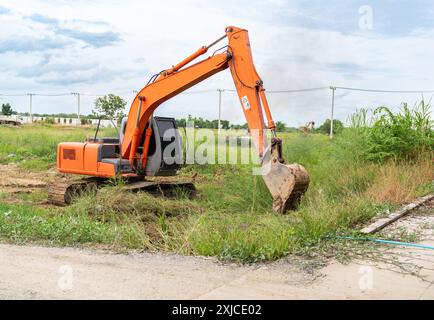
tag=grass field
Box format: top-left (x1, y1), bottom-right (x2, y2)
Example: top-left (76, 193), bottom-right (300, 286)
top-left (0, 125), bottom-right (118, 170)
top-left (0, 105), bottom-right (432, 262)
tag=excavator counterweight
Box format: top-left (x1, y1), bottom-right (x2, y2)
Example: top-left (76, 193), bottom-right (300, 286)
top-left (51, 26), bottom-right (310, 213)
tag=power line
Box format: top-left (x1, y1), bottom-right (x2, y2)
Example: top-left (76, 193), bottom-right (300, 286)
top-left (0, 93), bottom-right (71, 97)
top-left (0, 94), bottom-right (28, 97)
top-left (268, 87), bottom-right (330, 93)
top-left (223, 87), bottom-right (330, 93)
top-left (2, 85), bottom-right (434, 98)
top-left (180, 89), bottom-right (216, 94)
top-left (334, 86), bottom-right (434, 94)
top-left (78, 93), bottom-right (106, 97)
top-left (32, 93), bottom-right (71, 97)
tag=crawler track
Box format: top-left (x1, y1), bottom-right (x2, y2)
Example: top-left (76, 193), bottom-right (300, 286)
top-left (47, 178), bottom-right (100, 206)
top-left (48, 177), bottom-right (196, 206)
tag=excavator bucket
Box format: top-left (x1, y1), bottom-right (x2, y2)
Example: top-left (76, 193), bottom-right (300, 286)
top-left (260, 139), bottom-right (310, 213)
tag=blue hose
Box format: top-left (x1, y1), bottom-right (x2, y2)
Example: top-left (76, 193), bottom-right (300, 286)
top-left (334, 236), bottom-right (434, 251)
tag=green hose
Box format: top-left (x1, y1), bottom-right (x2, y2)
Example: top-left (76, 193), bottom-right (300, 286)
top-left (334, 235), bottom-right (434, 250)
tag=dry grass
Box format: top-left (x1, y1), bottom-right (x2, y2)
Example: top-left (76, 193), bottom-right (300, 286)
top-left (367, 157), bottom-right (433, 204)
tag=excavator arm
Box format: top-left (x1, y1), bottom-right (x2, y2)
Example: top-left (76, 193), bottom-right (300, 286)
top-left (122, 26), bottom-right (272, 160)
top-left (121, 50), bottom-right (230, 161)
top-left (121, 26), bottom-right (309, 212)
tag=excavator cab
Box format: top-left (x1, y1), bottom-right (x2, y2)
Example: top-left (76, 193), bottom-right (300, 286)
top-left (57, 116), bottom-right (183, 178)
top-left (119, 116), bottom-right (183, 176)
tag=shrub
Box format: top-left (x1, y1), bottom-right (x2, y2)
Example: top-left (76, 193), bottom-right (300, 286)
top-left (361, 101), bottom-right (433, 162)
top-left (44, 118), bottom-right (55, 124)
top-left (316, 119), bottom-right (344, 135)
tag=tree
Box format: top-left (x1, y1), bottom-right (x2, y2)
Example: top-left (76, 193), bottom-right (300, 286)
top-left (176, 118), bottom-right (186, 128)
top-left (1, 103), bottom-right (13, 116)
top-left (92, 94), bottom-right (127, 120)
top-left (316, 119), bottom-right (344, 135)
top-left (231, 123), bottom-right (248, 130)
top-left (45, 118), bottom-right (55, 124)
top-left (220, 120), bottom-right (230, 130)
top-left (275, 121), bottom-right (287, 132)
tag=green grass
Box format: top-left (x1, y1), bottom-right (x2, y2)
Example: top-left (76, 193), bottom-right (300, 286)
top-left (0, 124), bottom-right (117, 170)
top-left (0, 202), bottom-right (148, 248)
top-left (0, 114), bottom-right (432, 262)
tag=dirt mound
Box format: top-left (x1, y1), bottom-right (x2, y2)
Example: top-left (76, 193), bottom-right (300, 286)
top-left (0, 164), bottom-right (48, 196)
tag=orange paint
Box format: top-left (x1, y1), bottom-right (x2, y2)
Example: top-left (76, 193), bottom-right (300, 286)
top-left (129, 127), bottom-right (140, 167)
top-left (259, 89), bottom-right (276, 131)
top-left (163, 46), bottom-right (208, 77)
top-left (141, 127), bottom-right (153, 170)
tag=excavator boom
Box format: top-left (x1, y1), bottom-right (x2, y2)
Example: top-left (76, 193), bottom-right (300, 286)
top-left (54, 26), bottom-right (309, 213)
top-left (122, 27), bottom-right (271, 160)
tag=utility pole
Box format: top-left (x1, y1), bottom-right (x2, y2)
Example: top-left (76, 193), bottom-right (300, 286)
top-left (71, 92), bottom-right (81, 123)
top-left (330, 86), bottom-right (336, 139)
top-left (27, 93), bottom-right (33, 123)
top-left (217, 89), bottom-right (224, 135)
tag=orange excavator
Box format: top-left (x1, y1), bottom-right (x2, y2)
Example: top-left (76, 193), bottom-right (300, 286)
top-left (49, 26), bottom-right (309, 213)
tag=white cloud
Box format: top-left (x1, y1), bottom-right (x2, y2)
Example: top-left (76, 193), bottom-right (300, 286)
top-left (0, 0), bottom-right (433, 126)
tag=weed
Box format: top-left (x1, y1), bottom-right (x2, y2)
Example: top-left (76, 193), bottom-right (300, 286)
top-left (350, 101), bottom-right (433, 162)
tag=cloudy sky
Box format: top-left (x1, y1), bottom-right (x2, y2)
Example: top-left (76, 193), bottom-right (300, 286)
top-left (0, 0), bottom-right (433, 126)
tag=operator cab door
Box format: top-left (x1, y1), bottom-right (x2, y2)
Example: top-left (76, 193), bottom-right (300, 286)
top-left (120, 116), bottom-right (183, 176)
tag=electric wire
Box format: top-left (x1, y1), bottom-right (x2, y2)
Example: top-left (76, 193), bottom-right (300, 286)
top-left (334, 86), bottom-right (434, 94)
top-left (2, 85), bottom-right (434, 97)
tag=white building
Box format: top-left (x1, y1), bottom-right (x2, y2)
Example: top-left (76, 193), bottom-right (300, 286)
top-left (0, 115), bottom-right (116, 128)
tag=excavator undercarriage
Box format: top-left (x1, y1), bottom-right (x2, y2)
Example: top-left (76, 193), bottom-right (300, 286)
top-left (49, 26), bottom-right (310, 213)
top-left (48, 176), bottom-right (196, 206)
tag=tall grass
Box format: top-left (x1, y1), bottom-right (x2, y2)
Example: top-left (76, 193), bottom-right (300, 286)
top-left (0, 104), bottom-right (432, 262)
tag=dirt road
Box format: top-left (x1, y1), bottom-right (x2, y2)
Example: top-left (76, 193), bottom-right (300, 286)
top-left (1, 202), bottom-right (433, 300)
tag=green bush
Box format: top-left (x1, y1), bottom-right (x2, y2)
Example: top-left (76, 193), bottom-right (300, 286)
top-left (44, 117), bottom-right (55, 124)
top-left (351, 101), bottom-right (433, 162)
top-left (316, 119), bottom-right (344, 135)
